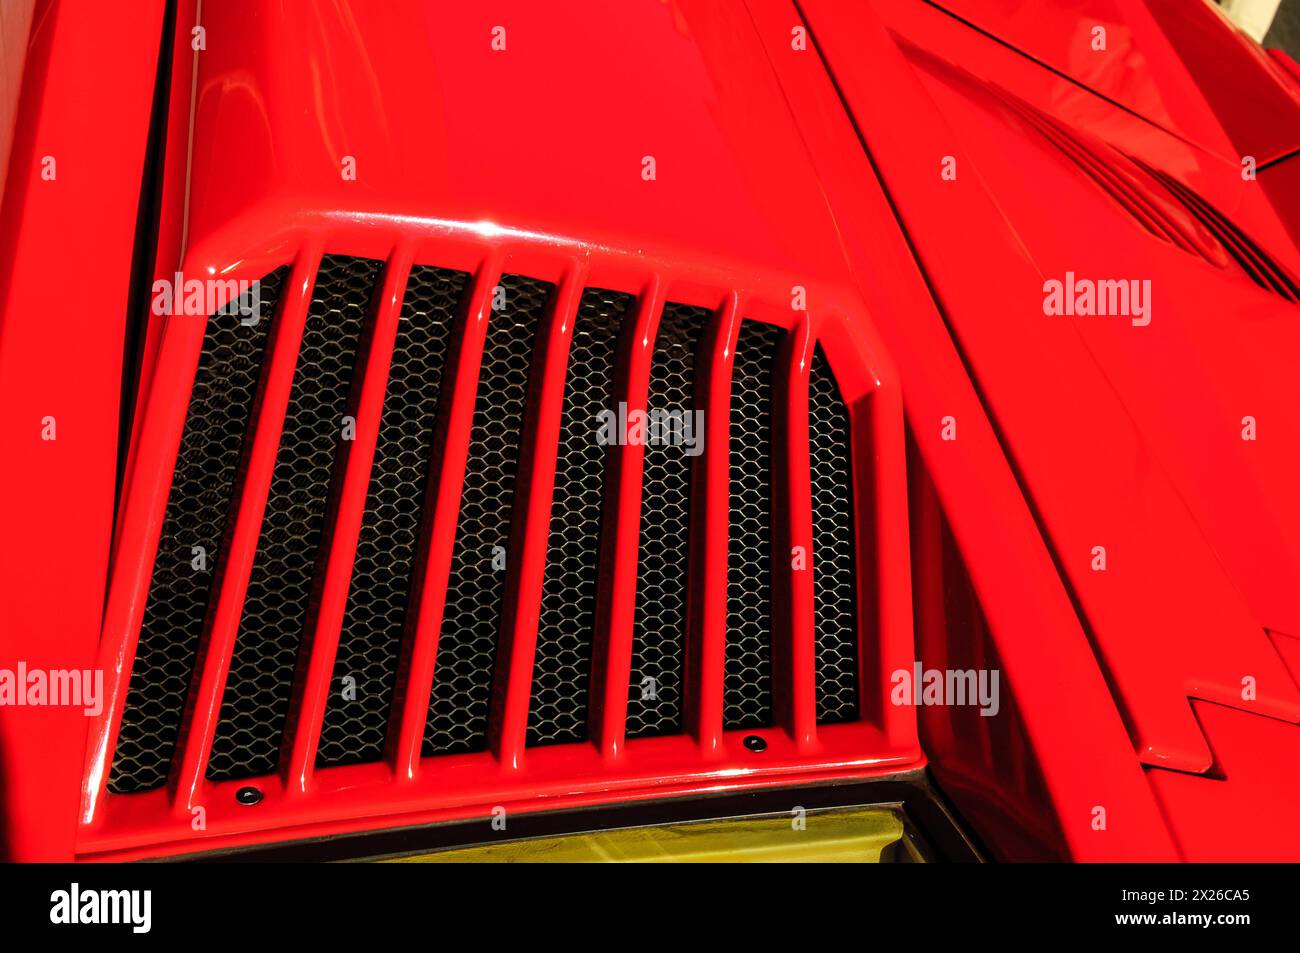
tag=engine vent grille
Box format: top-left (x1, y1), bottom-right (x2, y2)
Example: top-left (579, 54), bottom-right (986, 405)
top-left (1132, 157), bottom-right (1300, 303)
top-left (107, 255), bottom-right (868, 796)
top-left (997, 96), bottom-right (1230, 269)
top-left (1003, 93), bottom-right (1299, 301)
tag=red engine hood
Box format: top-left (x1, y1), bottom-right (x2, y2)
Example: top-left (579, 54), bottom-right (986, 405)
top-left (182, 2), bottom-right (855, 296)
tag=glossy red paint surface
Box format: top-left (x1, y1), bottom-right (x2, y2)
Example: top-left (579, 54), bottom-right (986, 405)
top-left (0, 0), bottom-right (167, 861)
top-left (933, 0), bottom-right (1300, 164)
top-left (1147, 694), bottom-right (1300, 862)
top-left (74, 0), bottom-right (918, 860)
top-left (851, 0), bottom-right (1300, 775)
top-left (759, 0), bottom-right (1178, 861)
top-left (800, 0), bottom-right (1300, 857)
top-left (2, 0), bottom-right (1298, 861)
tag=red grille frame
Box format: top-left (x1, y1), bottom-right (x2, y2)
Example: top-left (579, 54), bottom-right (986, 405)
top-left (78, 222), bottom-right (918, 859)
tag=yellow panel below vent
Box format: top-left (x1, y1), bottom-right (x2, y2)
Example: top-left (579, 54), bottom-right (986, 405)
top-left (385, 807), bottom-right (912, 863)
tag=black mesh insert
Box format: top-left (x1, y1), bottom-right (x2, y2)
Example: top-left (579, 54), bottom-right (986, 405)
top-left (207, 255), bottom-right (379, 781)
top-left (528, 288), bottom-right (635, 746)
top-left (626, 302), bottom-right (710, 738)
top-left (113, 260), bottom-right (868, 789)
top-left (109, 269), bottom-right (285, 794)
top-left (423, 275), bottom-right (553, 755)
top-left (725, 320), bottom-right (782, 729)
top-left (809, 346), bottom-right (860, 723)
top-left (316, 266), bottom-right (470, 767)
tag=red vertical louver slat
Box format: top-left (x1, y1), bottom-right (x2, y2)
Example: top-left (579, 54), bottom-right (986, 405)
top-left (774, 318), bottom-right (818, 751)
top-left (168, 249), bottom-right (322, 813)
top-left (590, 280), bottom-right (664, 760)
top-left (390, 256), bottom-right (502, 781)
top-left (283, 251), bottom-right (413, 791)
top-left (685, 294), bottom-right (741, 756)
top-left (490, 267), bottom-right (586, 769)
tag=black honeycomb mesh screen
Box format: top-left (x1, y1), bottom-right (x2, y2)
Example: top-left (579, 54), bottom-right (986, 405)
top-left (316, 266), bottom-right (469, 767)
top-left (809, 346), bottom-right (860, 723)
top-left (725, 320), bottom-right (782, 729)
top-left (626, 302), bottom-right (710, 738)
top-left (527, 288), bottom-right (634, 746)
top-left (423, 275), bottom-right (553, 756)
top-left (207, 255), bottom-right (379, 781)
top-left (109, 269), bottom-right (286, 794)
top-left (112, 264), bottom-right (868, 792)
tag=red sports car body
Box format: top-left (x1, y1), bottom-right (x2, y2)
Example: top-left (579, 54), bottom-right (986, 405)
top-left (1, 0), bottom-right (1298, 862)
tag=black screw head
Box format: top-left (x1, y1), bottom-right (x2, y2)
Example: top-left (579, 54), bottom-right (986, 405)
top-left (235, 786), bottom-right (263, 806)
top-left (743, 735), bottom-right (767, 752)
